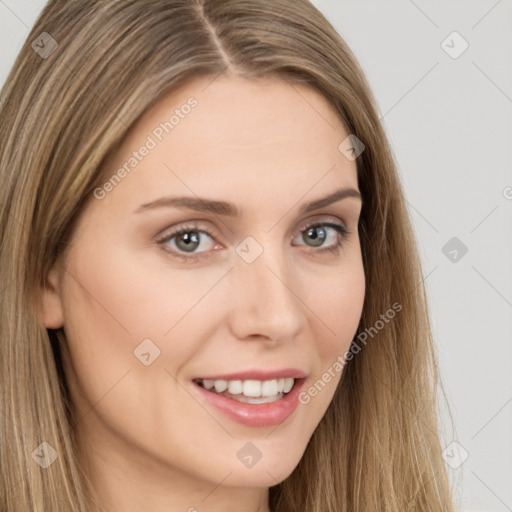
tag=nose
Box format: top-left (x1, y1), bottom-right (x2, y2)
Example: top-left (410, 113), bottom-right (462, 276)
top-left (227, 241), bottom-right (306, 344)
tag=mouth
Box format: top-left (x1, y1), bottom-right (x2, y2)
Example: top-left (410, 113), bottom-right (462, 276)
top-left (190, 375), bottom-right (307, 427)
top-left (192, 377), bottom-right (299, 404)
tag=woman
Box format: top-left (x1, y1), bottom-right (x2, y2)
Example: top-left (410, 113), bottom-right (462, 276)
top-left (0, 1), bottom-right (456, 510)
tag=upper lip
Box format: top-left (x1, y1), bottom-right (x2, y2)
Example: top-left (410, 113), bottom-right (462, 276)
top-left (193, 368), bottom-right (308, 381)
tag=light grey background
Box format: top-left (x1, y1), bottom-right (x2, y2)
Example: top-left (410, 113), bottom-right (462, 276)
top-left (1, 1), bottom-right (511, 511)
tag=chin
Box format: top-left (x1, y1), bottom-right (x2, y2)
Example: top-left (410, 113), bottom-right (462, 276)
top-left (225, 466), bottom-right (295, 488)
top-left (223, 448), bottom-right (305, 488)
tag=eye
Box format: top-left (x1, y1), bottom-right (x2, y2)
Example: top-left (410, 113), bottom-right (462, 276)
top-left (293, 221), bottom-right (349, 254)
top-left (156, 222), bottom-right (219, 261)
top-left (156, 219), bottom-right (351, 261)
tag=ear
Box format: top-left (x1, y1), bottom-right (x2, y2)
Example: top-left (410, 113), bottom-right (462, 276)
top-left (40, 264), bottom-right (64, 329)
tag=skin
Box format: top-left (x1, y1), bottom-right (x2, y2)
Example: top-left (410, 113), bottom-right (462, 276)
top-left (42, 74), bottom-right (365, 512)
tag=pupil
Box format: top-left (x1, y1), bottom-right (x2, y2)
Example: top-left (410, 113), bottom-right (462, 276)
top-left (306, 226), bottom-right (326, 247)
top-left (177, 231), bottom-right (200, 252)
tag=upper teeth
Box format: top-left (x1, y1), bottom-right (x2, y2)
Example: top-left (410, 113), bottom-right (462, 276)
top-left (199, 378), bottom-right (295, 397)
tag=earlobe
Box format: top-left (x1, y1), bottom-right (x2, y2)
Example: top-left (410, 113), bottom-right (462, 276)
top-left (41, 265), bottom-right (64, 329)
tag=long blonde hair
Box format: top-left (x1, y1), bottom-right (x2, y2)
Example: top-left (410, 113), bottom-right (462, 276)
top-left (0, 1), bottom-right (455, 510)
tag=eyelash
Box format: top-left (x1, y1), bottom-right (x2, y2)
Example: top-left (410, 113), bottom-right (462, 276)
top-left (155, 219), bottom-right (350, 262)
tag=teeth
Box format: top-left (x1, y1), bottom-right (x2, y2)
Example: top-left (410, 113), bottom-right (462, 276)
top-left (261, 379), bottom-right (278, 396)
top-left (243, 380), bottom-right (261, 397)
top-left (203, 379), bottom-right (215, 390)
top-left (228, 394), bottom-right (282, 404)
top-left (214, 380), bottom-right (228, 393)
top-left (228, 380), bottom-right (243, 395)
top-left (283, 378), bottom-right (294, 393)
top-left (198, 377), bottom-right (295, 398)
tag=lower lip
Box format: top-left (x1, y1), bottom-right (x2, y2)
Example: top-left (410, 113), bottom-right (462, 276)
top-left (191, 379), bottom-right (305, 427)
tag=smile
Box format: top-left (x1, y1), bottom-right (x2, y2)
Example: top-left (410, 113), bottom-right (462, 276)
top-left (193, 377), bottom-right (295, 404)
top-left (191, 376), bottom-right (306, 427)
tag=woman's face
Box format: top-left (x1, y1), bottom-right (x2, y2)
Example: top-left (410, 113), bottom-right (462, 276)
top-left (43, 74), bottom-right (365, 505)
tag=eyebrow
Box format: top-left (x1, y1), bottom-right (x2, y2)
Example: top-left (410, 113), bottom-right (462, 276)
top-left (134, 187), bottom-right (362, 217)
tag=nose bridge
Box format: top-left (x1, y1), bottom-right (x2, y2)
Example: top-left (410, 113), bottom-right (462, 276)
top-left (230, 236), bottom-right (304, 342)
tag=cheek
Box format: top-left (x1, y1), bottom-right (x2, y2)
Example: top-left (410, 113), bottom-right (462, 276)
top-left (59, 242), bottom-right (228, 385)
top-left (58, 246), bottom-right (209, 448)
top-left (58, 253), bottom-right (136, 401)
top-left (63, 236), bottom-right (215, 337)
top-left (300, 258), bottom-right (365, 412)
top-left (313, 259), bottom-right (365, 354)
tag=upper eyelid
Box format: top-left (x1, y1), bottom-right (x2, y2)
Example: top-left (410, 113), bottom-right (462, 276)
top-left (297, 217), bottom-right (348, 232)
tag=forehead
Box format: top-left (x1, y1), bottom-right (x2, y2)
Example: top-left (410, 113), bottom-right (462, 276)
top-left (94, 74), bottom-right (358, 216)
